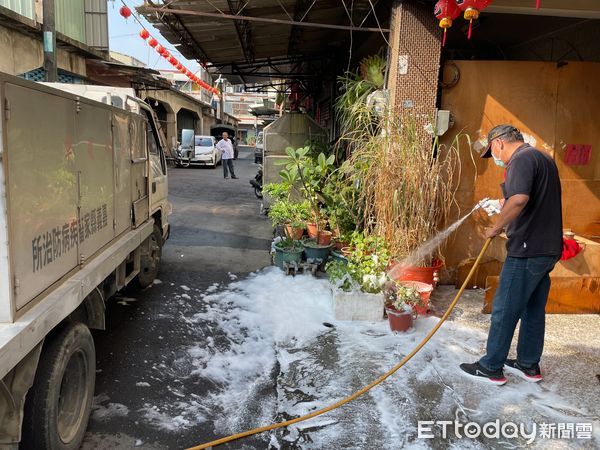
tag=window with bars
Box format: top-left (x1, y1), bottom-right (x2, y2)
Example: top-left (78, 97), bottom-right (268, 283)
top-left (20, 67), bottom-right (84, 84)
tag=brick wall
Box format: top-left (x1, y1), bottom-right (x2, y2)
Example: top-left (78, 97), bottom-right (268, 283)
top-left (388, 1), bottom-right (442, 122)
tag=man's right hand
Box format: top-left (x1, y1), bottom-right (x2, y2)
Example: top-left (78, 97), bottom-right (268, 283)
top-left (484, 226), bottom-right (503, 239)
top-left (479, 198), bottom-right (502, 216)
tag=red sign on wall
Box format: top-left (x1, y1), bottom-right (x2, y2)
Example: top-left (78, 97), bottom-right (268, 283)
top-left (564, 144), bottom-right (592, 166)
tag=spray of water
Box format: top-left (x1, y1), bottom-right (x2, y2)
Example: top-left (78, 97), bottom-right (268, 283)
top-left (387, 205), bottom-right (480, 280)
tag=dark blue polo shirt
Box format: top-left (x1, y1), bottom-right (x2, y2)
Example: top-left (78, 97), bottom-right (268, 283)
top-left (500, 144), bottom-right (563, 258)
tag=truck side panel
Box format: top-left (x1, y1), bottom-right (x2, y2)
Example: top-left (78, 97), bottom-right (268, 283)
top-left (4, 80), bottom-right (144, 312)
top-left (6, 84), bottom-right (80, 310)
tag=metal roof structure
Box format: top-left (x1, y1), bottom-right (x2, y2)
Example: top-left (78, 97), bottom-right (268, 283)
top-left (138, 0), bottom-right (392, 86)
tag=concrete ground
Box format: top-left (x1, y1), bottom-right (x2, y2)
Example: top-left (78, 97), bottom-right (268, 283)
top-left (82, 147), bottom-right (274, 449)
top-left (432, 286), bottom-right (600, 431)
top-left (81, 145), bottom-right (599, 449)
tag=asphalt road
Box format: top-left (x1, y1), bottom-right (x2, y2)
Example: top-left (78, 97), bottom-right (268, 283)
top-left (82, 147), bottom-right (274, 449)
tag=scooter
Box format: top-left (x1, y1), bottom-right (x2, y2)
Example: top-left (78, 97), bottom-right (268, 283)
top-left (250, 166), bottom-right (262, 198)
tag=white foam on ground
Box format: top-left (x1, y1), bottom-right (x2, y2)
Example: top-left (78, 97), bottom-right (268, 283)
top-left (139, 268), bottom-right (599, 448)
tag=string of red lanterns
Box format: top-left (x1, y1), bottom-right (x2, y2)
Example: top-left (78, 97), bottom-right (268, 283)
top-left (456, 0), bottom-right (492, 40)
top-left (119, 5), bottom-right (219, 97)
top-left (434, 0), bottom-right (461, 47)
top-left (435, 0), bottom-right (540, 44)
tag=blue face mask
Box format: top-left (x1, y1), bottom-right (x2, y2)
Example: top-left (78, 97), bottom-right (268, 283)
top-left (493, 155), bottom-right (506, 168)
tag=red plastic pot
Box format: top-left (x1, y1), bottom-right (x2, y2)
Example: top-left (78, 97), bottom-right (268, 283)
top-left (389, 259), bottom-right (443, 286)
top-left (399, 280), bottom-right (434, 316)
top-left (386, 307), bottom-right (414, 333)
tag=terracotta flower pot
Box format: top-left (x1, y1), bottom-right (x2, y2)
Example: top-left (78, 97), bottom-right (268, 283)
top-left (398, 280), bottom-right (434, 316)
top-left (341, 246), bottom-right (353, 257)
top-left (317, 230), bottom-right (332, 246)
top-left (306, 222), bottom-right (318, 239)
top-left (386, 306), bottom-right (414, 333)
top-left (284, 224), bottom-right (305, 240)
top-left (335, 241), bottom-right (350, 251)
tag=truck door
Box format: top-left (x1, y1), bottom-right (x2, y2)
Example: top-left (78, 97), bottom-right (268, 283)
top-left (112, 111), bottom-right (132, 236)
top-left (130, 114), bottom-right (149, 227)
top-left (141, 108), bottom-right (168, 222)
top-left (74, 99), bottom-right (115, 261)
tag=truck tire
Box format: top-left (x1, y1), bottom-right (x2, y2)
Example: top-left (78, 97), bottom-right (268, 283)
top-left (134, 225), bottom-right (163, 289)
top-left (21, 322), bottom-right (95, 450)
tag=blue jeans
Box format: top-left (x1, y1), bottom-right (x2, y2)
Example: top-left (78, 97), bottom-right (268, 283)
top-left (479, 256), bottom-right (558, 371)
top-left (222, 159), bottom-right (235, 178)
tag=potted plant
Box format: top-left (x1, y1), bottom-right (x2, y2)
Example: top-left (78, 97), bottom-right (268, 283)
top-left (383, 283), bottom-right (423, 333)
top-left (265, 182), bottom-right (311, 240)
top-left (325, 233), bottom-right (390, 321)
top-left (272, 237), bottom-right (305, 270)
top-left (279, 146), bottom-right (335, 245)
top-left (336, 89), bottom-right (462, 287)
top-left (301, 238), bottom-right (333, 270)
top-left (267, 198), bottom-right (310, 240)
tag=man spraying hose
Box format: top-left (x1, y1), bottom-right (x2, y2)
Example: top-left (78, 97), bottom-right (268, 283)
top-left (460, 125), bottom-right (563, 385)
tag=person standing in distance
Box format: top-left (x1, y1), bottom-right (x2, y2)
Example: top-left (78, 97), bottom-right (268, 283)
top-left (460, 125), bottom-right (563, 385)
top-left (217, 131), bottom-right (237, 179)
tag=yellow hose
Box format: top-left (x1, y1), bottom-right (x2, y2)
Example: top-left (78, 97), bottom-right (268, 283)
top-left (188, 238), bottom-right (492, 450)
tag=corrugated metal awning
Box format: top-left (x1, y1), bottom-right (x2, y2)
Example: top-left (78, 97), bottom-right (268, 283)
top-left (138, 0), bottom-right (392, 84)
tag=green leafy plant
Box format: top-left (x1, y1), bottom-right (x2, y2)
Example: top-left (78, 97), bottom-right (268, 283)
top-left (278, 146), bottom-right (335, 235)
top-left (325, 232), bottom-right (390, 294)
top-left (323, 169), bottom-right (361, 235)
top-left (268, 198), bottom-right (310, 230)
top-left (325, 259), bottom-right (353, 291)
top-left (263, 182), bottom-right (290, 202)
top-left (384, 283), bottom-right (424, 312)
top-left (274, 237), bottom-right (304, 252)
top-left (335, 53), bottom-right (387, 144)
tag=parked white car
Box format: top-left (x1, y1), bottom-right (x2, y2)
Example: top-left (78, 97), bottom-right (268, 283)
top-left (176, 135), bottom-right (221, 168)
top-left (194, 135), bottom-right (221, 168)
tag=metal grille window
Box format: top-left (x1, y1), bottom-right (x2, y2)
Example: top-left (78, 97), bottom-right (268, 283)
top-left (20, 67), bottom-right (84, 84)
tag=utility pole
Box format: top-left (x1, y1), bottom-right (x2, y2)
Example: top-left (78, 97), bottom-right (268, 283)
top-left (43, 0), bottom-right (57, 82)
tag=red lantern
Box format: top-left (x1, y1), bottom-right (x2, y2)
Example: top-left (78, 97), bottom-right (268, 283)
top-left (168, 56), bottom-right (177, 66)
top-left (162, 49), bottom-right (170, 58)
top-left (434, 0), bottom-right (461, 47)
top-left (178, 66), bottom-right (186, 73)
top-left (156, 44), bottom-right (164, 54)
top-left (456, 0), bottom-right (492, 39)
top-left (148, 38), bottom-right (158, 48)
top-left (119, 6), bottom-right (132, 19)
top-left (176, 63), bottom-right (183, 71)
top-left (139, 29), bottom-right (150, 40)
